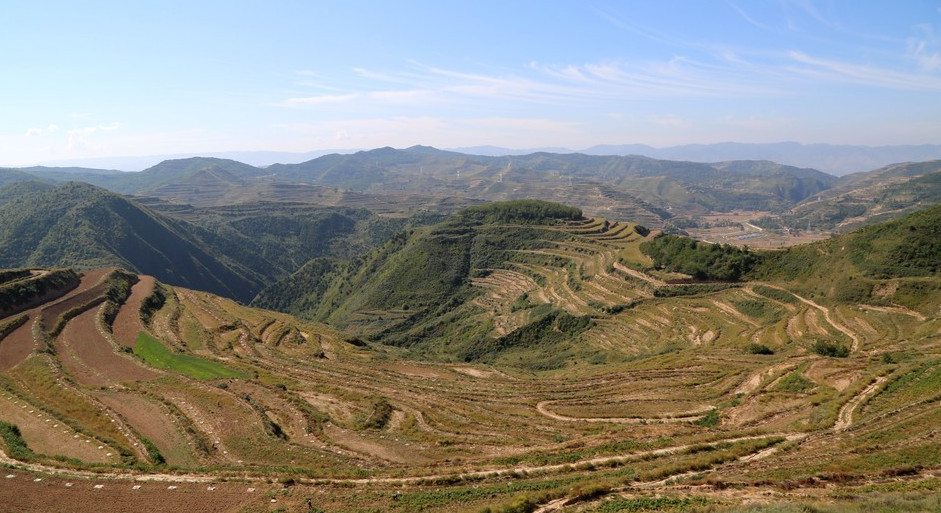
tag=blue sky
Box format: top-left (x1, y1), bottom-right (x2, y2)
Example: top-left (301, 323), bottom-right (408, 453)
top-left (2, 0), bottom-right (940, 165)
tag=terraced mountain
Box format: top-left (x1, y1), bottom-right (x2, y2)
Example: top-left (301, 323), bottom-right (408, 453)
top-left (0, 203), bottom-right (935, 512)
top-left (754, 160), bottom-right (941, 233)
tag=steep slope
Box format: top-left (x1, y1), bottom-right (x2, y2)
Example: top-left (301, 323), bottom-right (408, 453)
top-left (0, 182), bottom-right (264, 302)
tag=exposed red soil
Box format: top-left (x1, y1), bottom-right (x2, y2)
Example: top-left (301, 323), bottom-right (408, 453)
top-left (0, 393), bottom-right (116, 463)
top-left (0, 270), bottom-right (113, 372)
top-left (55, 306), bottom-right (158, 386)
top-left (0, 472), bottom-right (266, 513)
top-left (96, 390), bottom-right (200, 467)
top-left (37, 269), bottom-right (113, 331)
top-left (0, 309), bottom-right (39, 371)
top-left (112, 275), bottom-right (155, 347)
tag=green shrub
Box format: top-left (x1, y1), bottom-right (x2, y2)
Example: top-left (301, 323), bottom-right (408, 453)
top-left (812, 340), bottom-right (850, 358)
top-left (641, 235), bottom-right (758, 281)
top-left (693, 409), bottom-right (720, 427)
top-left (747, 343), bottom-right (774, 355)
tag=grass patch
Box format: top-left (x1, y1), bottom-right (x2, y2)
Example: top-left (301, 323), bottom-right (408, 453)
top-left (0, 420), bottom-right (35, 460)
top-left (752, 285), bottom-right (799, 304)
top-left (774, 370), bottom-right (816, 393)
top-left (133, 331), bottom-right (247, 379)
top-left (589, 496), bottom-right (708, 512)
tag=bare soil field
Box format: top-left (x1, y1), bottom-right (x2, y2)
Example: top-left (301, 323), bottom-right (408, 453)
top-left (112, 275), bottom-right (155, 347)
top-left (0, 471), bottom-right (264, 513)
top-left (96, 390), bottom-right (200, 468)
top-left (55, 305), bottom-right (158, 386)
top-left (0, 310), bottom-right (40, 371)
top-left (0, 393), bottom-right (116, 463)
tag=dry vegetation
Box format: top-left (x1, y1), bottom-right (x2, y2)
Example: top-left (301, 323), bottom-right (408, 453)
top-left (0, 216), bottom-right (937, 512)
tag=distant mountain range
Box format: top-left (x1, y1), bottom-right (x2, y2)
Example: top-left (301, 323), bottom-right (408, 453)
top-left (4, 147), bottom-right (939, 234)
top-left (28, 142), bottom-right (941, 176)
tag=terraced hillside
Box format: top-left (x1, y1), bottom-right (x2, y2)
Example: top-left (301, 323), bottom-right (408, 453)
top-left (0, 206), bottom-right (937, 512)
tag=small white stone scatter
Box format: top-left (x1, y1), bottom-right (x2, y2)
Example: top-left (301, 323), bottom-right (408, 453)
top-left (5, 475), bottom-right (14, 479)
top-left (65, 483), bottom-right (73, 487)
top-left (94, 484), bottom-right (104, 489)
top-left (132, 485), bottom-right (141, 490)
top-left (167, 485), bottom-right (177, 490)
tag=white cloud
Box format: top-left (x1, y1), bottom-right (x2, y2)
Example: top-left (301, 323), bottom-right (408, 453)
top-left (24, 124), bottom-right (59, 136)
top-left (98, 122), bottom-right (120, 131)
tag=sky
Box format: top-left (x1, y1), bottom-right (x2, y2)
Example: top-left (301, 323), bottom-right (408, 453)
top-left (2, 0), bottom-right (940, 166)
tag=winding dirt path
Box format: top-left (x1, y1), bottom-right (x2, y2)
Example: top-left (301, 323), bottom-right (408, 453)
top-left (0, 431), bottom-right (803, 488)
top-left (834, 376), bottom-right (888, 432)
top-left (612, 262), bottom-right (666, 287)
top-left (857, 304), bottom-right (927, 322)
top-left (758, 284), bottom-right (860, 351)
top-left (535, 400), bottom-right (712, 424)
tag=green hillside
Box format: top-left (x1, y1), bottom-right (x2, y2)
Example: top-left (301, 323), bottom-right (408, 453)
top-left (258, 202), bottom-right (941, 369)
top-left (0, 182), bottom-right (265, 301)
top-left (253, 200), bottom-right (589, 363)
top-left (754, 204), bottom-right (941, 311)
top-left (0, 182), bottom-right (439, 303)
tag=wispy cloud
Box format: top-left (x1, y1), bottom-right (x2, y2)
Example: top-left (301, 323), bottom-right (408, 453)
top-left (907, 24), bottom-right (941, 72)
top-left (727, 2), bottom-right (771, 31)
top-left (787, 51), bottom-right (941, 91)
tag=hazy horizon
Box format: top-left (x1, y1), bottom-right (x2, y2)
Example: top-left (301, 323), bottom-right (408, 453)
top-left (2, 1), bottom-right (940, 166)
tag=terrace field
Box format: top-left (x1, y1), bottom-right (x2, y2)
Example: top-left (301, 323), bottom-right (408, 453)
top-left (0, 205), bottom-right (937, 512)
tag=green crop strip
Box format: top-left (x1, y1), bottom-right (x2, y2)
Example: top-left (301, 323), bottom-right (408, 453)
top-left (133, 331), bottom-right (247, 379)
